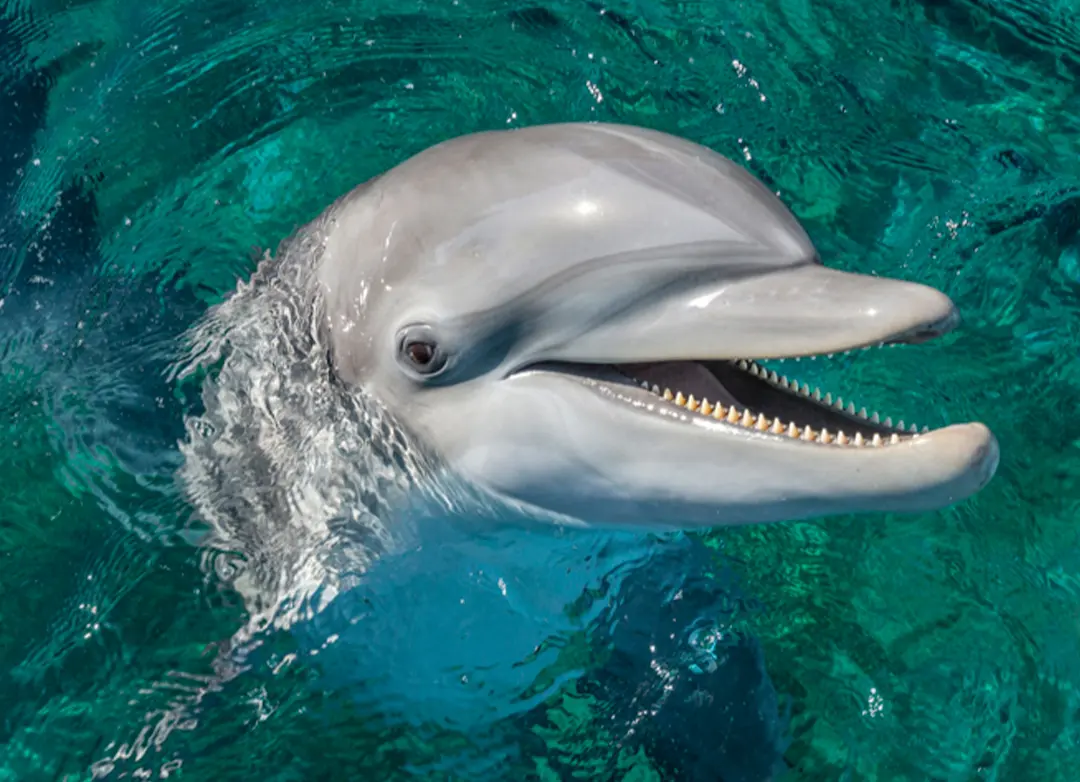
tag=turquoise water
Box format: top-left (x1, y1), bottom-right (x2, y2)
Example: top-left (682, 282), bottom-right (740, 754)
top-left (2, 0), bottom-right (1080, 778)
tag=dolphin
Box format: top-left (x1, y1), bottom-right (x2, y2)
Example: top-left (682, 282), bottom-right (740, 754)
top-left (175, 121), bottom-right (998, 746)
top-left (315, 121), bottom-right (998, 527)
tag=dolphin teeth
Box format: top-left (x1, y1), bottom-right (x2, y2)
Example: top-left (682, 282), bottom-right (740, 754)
top-left (921, 425), bottom-right (929, 433)
top-left (641, 367), bottom-right (918, 445)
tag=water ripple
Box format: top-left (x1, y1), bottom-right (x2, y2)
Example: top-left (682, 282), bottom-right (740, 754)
top-left (4, 0), bottom-right (1080, 778)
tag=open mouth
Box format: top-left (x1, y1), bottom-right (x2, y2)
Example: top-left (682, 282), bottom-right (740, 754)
top-left (610, 348), bottom-right (929, 448)
top-left (507, 264), bottom-right (978, 453)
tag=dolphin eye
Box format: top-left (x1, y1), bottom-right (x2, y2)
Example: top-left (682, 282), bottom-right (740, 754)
top-left (397, 326), bottom-right (448, 376)
top-left (407, 341), bottom-right (435, 366)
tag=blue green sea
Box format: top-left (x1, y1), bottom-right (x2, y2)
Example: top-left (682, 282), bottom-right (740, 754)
top-left (3, 0), bottom-right (1080, 779)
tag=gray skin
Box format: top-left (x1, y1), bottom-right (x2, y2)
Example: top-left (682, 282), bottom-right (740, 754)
top-left (317, 121), bottom-right (998, 530)
top-left (176, 122), bottom-right (998, 737)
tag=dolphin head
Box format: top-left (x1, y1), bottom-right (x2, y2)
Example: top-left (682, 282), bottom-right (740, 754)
top-left (316, 122), bottom-right (998, 530)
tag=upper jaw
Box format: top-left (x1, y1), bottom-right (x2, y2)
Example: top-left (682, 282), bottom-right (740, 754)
top-left (537, 262), bottom-right (960, 366)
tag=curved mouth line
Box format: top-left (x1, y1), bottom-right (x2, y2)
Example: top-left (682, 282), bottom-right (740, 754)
top-left (521, 338), bottom-right (941, 448)
top-left (619, 353), bottom-right (923, 448)
top-left (511, 303), bottom-right (963, 448)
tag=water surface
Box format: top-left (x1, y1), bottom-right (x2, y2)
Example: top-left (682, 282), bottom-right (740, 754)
top-left (2, 0), bottom-right (1080, 779)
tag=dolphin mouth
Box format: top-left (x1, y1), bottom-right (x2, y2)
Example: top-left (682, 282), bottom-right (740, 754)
top-left (614, 352), bottom-right (924, 447)
top-left (523, 337), bottom-right (950, 448)
top-left (515, 265), bottom-right (973, 449)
